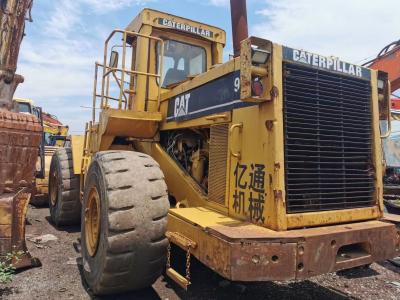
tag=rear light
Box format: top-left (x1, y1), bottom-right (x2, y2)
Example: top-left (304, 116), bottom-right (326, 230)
top-left (251, 78), bottom-right (264, 97)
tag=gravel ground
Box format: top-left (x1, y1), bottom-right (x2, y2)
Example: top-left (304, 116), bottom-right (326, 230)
top-left (1, 206), bottom-right (400, 300)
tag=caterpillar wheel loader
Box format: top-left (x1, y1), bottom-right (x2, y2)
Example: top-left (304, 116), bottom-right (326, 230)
top-left (0, 0), bottom-right (41, 268)
top-left (49, 0), bottom-right (400, 295)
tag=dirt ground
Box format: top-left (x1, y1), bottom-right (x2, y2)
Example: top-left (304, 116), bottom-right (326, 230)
top-left (1, 206), bottom-right (400, 300)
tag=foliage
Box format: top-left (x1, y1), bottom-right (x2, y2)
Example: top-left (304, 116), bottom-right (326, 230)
top-left (0, 250), bottom-right (24, 284)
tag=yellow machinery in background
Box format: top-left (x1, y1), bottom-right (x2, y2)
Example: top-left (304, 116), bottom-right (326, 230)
top-left (14, 98), bottom-right (69, 205)
top-left (48, 1), bottom-right (400, 295)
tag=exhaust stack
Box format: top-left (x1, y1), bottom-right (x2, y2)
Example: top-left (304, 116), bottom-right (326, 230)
top-left (230, 0), bottom-right (249, 57)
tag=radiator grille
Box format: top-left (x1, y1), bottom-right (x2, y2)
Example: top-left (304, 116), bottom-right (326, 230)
top-left (283, 62), bottom-right (375, 214)
top-left (208, 124), bottom-right (229, 205)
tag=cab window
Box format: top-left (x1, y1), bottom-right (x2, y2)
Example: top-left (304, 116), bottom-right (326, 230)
top-left (157, 40), bottom-right (206, 88)
top-left (18, 102), bottom-right (32, 114)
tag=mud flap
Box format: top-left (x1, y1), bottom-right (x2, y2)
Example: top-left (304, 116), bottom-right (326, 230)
top-left (0, 189), bottom-right (40, 269)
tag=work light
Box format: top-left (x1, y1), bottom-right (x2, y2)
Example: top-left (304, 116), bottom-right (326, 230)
top-left (251, 48), bottom-right (271, 65)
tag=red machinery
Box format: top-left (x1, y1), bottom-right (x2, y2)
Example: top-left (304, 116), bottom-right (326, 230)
top-left (366, 39), bottom-right (400, 106)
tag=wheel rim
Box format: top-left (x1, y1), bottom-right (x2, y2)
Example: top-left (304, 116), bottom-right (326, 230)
top-left (85, 186), bottom-right (101, 257)
top-left (49, 168), bottom-right (59, 206)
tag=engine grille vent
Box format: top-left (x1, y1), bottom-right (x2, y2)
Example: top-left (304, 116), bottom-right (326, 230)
top-left (208, 124), bottom-right (229, 205)
top-left (283, 62), bottom-right (375, 214)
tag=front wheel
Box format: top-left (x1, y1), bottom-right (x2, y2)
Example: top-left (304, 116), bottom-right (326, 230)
top-left (48, 148), bottom-right (81, 226)
top-left (81, 151), bottom-right (170, 295)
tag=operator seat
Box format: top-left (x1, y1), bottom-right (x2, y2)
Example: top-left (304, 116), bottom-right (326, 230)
top-left (163, 68), bottom-right (187, 87)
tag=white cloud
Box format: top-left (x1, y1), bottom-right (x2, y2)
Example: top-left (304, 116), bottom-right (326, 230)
top-left (253, 0), bottom-right (400, 64)
top-left (44, 1), bottom-right (81, 39)
top-left (15, 1), bottom-right (112, 132)
top-left (208, 0), bottom-right (229, 6)
top-left (81, 0), bottom-right (156, 12)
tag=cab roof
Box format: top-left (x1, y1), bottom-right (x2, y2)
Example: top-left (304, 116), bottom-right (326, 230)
top-left (14, 97), bottom-right (34, 104)
top-left (126, 8), bottom-right (226, 46)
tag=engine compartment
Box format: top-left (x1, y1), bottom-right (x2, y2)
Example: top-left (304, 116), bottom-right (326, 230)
top-left (161, 128), bottom-right (210, 191)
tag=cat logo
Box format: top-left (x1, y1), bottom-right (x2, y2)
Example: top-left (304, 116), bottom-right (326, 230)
top-left (174, 93), bottom-right (191, 117)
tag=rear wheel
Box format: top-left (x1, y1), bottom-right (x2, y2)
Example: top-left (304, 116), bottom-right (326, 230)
top-left (81, 151), bottom-right (169, 295)
top-left (48, 148), bottom-right (81, 226)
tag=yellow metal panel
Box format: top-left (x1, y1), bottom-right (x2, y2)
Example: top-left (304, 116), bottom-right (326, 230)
top-left (96, 109), bottom-right (162, 150)
top-left (71, 135), bottom-right (84, 175)
top-left (167, 212), bottom-right (232, 279)
top-left (160, 112), bottom-right (231, 131)
top-left (126, 9), bottom-right (226, 45)
top-left (169, 207), bottom-right (241, 229)
top-left (286, 207), bottom-right (381, 229)
top-left (370, 70), bottom-right (384, 214)
top-left (135, 24), bottom-right (152, 112)
top-left (227, 44), bottom-right (286, 231)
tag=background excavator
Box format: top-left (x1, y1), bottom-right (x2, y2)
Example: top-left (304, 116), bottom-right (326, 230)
top-left (0, 0), bottom-right (41, 268)
top-left (365, 39), bottom-right (400, 214)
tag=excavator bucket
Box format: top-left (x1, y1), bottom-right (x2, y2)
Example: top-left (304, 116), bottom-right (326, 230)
top-left (0, 190), bottom-right (38, 268)
top-left (0, 110), bottom-right (42, 268)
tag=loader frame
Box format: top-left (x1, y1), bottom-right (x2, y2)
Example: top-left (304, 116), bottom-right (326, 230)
top-left (68, 8), bottom-right (400, 289)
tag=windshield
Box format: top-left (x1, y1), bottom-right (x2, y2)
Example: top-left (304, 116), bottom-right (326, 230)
top-left (158, 40), bottom-right (206, 88)
top-left (18, 102), bottom-right (32, 113)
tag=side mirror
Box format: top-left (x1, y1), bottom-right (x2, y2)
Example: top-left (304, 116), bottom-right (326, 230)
top-left (109, 51), bottom-right (119, 69)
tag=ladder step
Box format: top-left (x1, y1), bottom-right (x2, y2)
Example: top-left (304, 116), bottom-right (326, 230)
top-left (166, 267), bottom-right (190, 290)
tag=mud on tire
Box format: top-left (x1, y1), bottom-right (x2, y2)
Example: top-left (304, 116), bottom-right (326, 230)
top-left (81, 151), bottom-right (170, 295)
top-left (49, 148), bottom-right (81, 226)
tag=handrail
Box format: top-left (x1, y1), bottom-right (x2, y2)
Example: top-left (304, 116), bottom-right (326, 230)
top-left (102, 29), bottom-right (164, 112)
top-left (103, 67), bottom-right (160, 79)
top-left (92, 29), bottom-right (164, 123)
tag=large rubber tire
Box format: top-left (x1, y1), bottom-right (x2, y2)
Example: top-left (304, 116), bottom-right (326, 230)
top-left (48, 148), bottom-right (81, 226)
top-left (81, 151), bottom-right (170, 295)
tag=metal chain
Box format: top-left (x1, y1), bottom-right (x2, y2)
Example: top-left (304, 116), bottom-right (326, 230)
top-left (185, 246), bottom-right (191, 281)
top-left (166, 243), bottom-right (171, 269)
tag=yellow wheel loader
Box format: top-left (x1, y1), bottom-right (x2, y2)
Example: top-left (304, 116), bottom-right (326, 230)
top-left (49, 1), bottom-right (400, 295)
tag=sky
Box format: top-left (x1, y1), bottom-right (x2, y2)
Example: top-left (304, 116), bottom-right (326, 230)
top-left (14, 0), bottom-right (400, 133)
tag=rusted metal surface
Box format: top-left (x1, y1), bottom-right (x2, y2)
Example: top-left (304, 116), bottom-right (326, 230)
top-left (200, 220), bottom-right (400, 281)
top-left (166, 231), bottom-right (197, 250)
top-left (169, 208), bottom-right (400, 281)
top-left (0, 0), bottom-right (33, 109)
top-left (230, 242), bottom-right (297, 281)
top-left (230, 0), bottom-right (248, 57)
top-left (383, 212), bottom-right (400, 224)
top-left (294, 222), bottom-right (399, 279)
top-left (0, 110), bottom-right (42, 194)
top-left (0, 189), bottom-right (38, 269)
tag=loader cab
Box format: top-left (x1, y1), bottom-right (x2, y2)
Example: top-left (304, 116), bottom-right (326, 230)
top-left (97, 9), bottom-right (226, 114)
top-left (14, 97), bottom-right (33, 114)
top-left (127, 9), bottom-right (225, 90)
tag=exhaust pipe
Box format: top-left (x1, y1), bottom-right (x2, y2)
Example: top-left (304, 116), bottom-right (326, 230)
top-left (230, 0), bottom-right (249, 57)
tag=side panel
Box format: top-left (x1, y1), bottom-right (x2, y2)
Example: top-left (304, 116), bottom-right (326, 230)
top-left (228, 44), bottom-right (287, 231)
top-left (71, 135), bottom-right (84, 175)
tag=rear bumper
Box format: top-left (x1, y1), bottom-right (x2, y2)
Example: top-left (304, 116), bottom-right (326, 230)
top-left (168, 211), bottom-right (400, 281)
top-left (227, 220), bottom-right (400, 281)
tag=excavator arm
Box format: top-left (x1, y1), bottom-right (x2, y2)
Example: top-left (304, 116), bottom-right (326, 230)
top-left (366, 39), bottom-right (400, 93)
top-left (0, 0), bottom-right (41, 268)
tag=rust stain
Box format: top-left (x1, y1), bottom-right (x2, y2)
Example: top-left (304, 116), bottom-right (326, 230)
top-left (0, 110), bottom-right (42, 194)
top-left (273, 189), bottom-right (283, 202)
top-left (0, 190), bottom-right (39, 269)
top-left (270, 86), bottom-right (279, 101)
top-left (265, 120), bottom-right (274, 131)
